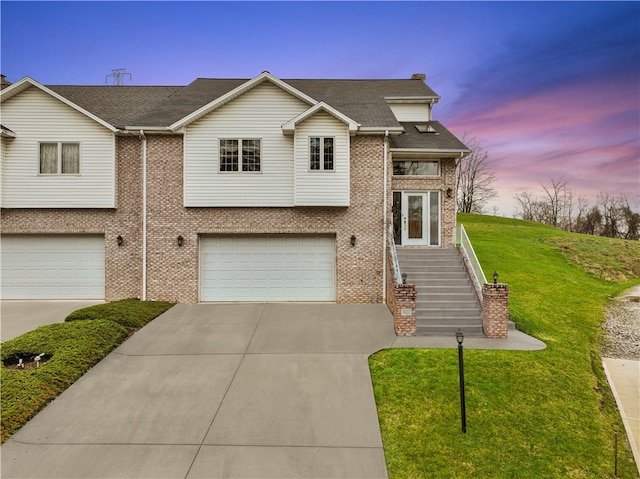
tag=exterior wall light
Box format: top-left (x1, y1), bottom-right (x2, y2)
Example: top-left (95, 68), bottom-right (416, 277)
top-left (493, 271), bottom-right (499, 284)
top-left (117, 235), bottom-right (123, 246)
top-left (350, 234), bottom-right (356, 247)
top-left (177, 235), bottom-right (184, 247)
top-left (446, 187), bottom-right (453, 198)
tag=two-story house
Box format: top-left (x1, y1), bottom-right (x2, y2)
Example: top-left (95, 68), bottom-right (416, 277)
top-left (0, 72), bottom-right (468, 307)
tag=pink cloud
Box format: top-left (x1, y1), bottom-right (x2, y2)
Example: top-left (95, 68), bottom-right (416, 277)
top-left (444, 76), bottom-right (639, 215)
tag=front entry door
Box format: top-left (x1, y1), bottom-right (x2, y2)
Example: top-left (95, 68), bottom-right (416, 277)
top-left (395, 191), bottom-right (441, 246)
top-left (402, 193), bottom-right (427, 245)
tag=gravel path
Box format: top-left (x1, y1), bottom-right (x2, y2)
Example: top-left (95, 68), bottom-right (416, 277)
top-left (601, 285), bottom-right (640, 360)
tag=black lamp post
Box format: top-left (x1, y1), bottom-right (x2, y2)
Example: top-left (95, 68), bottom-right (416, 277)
top-left (493, 271), bottom-right (499, 285)
top-left (456, 329), bottom-right (467, 433)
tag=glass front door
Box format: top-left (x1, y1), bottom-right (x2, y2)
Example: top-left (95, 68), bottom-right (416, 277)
top-left (394, 191), bottom-right (440, 246)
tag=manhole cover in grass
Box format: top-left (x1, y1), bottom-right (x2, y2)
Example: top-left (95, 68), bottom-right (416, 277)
top-left (3, 353), bottom-right (52, 370)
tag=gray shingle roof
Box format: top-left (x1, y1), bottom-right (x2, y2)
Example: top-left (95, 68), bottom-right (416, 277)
top-left (391, 122), bottom-right (469, 152)
top-left (45, 77), bottom-right (441, 130)
top-left (287, 79), bottom-right (439, 129)
top-left (47, 85), bottom-right (181, 128)
top-left (129, 79), bottom-right (246, 127)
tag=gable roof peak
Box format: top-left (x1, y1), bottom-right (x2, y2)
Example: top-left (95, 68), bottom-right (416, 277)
top-left (169, 72), bottom-right (317, 130)
top-left (1, 77), bottom-right (117, 132)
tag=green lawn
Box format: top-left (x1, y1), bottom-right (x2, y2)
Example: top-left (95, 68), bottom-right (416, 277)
top-left (370, 214), bottom-right (640, 478)
top-left (1, 299), bottom-right (174, 442)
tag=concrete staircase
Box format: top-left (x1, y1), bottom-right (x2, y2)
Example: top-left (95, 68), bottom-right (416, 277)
top-left (396, 247), bottom-right (484, 336)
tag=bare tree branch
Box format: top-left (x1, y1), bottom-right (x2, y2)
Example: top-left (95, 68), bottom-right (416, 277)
top-left (456, 135), bottom-right (497, 214)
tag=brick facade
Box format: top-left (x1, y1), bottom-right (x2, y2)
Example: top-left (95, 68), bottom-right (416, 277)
top-left (0, 135), bottom-right (144, 301)
top-left (390, 158), bottom-right (457, 247)
top-left (392, 284), bottom-right (417, 336)
top-left (1, 133), bottom-right (459, 305)
top-left (482, 283), bottom-right (510, 338)
top-left (1, 134), bottom-right (394, 303)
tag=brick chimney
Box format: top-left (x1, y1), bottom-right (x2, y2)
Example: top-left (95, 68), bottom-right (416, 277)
top-left (411, 73), bottom-right (426, 81)
top-left (1, 74), bottom-right (11, 89)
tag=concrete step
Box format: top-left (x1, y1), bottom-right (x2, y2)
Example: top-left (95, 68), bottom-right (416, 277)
top-left (402, 264), bottom-right (466, 272)
top-left (411, 284), bottom-right (475, 292)
top-left (397, 256), bottom-right (462, 264)
top-left (416, 323), bottom-right (485, 337)
top-left (396, 247), bottom-right (487, 337)
top-left (417, 300), bottom-right (481, 310)
top-left (416, 292), bottom-right (480, 302)
top-left (418, 314), bottom-right (483, 323)
top-left (403, 270), bottom-right (471, 284)
top-left (402, 267), bottom-right (466, 275)
top-left (396, 247), bottom-right (459, 255)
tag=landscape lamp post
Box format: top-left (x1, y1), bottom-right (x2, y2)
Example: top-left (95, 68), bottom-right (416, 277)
top-left (456, 329), bottom-right (467, 433)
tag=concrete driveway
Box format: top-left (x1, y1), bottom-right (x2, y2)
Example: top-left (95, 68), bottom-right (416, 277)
top-left (1, 302), bottom-right (547, 478)
top-left (1, 300), bottom-right (104, 342)
top-left (1, 303), bottom-right (396, 478)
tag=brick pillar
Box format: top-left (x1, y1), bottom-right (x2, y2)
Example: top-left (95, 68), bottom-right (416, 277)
top-left (482, 283), bottom-right (509, 338)
top-left (393, 284), bottom-right (417, 336)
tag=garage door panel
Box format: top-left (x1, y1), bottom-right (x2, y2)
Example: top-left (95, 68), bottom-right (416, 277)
top-left (1, 235), bottom-right (105, 300)
top-left (200, 235), bottom-right (335, 302)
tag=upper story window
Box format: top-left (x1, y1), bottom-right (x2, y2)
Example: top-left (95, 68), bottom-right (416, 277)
top-left (39, 142), bottom-right (80, 175)
top-left (220, 139), bottom-right (261, 172)
top-left (393, 160), bottom-right (439, 176)
top-left (310, 137), bottom-right (334, 171)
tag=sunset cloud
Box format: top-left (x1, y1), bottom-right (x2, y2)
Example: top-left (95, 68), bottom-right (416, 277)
top-left (1, 1), bottom-right (638, 216)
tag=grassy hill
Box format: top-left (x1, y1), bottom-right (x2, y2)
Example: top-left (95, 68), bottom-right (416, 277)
top-left (370, 214), bottom-right (640, 478)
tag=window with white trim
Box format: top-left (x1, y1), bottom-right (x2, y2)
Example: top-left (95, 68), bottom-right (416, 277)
top-left (220, 139), bottom-right (261, 172)
top-left (310, 137), bottom-right (334, 171)
top-left (39, 142), bottom-right (80, 175)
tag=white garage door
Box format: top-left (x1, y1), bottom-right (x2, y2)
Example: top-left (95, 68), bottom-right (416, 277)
top-left (1, 235), bottom-right (105, 299)
top-left (200, 235), bottom-right (335, 302)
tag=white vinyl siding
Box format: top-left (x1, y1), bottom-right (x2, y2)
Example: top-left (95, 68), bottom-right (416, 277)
top-left (0, 137), bottom-right (7, 206)
top-left (1, 87), bottom-right (115, 208)
top-left (200, 235), bottom-right (335, 302)
top-left (388, 103), bottom-right (430, 122)
top-left (184, 83), bottom-right (308, 207)
top-left (0, 235), bottom-right (105, 299)
top-left (294, 112), bottom-right (349, 206)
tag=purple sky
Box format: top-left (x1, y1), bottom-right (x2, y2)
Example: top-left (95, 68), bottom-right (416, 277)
top-left (2, 1), bottom-right (638, 215)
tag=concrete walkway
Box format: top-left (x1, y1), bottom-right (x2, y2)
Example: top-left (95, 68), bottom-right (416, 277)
top-left (602, 358), bottom-right (640, 475)
top-left (1, 303), bottom-right (545, 478)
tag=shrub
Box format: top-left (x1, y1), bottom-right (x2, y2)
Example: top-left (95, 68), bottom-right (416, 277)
top-left (1, 320), bottom-right (128, 442)
top-left (65, 298), bottom-right (174, 329)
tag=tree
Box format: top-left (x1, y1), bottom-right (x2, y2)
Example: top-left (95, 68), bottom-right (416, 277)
top-left (456, 135), bottom-right (497, 213)
top-left (540, 177), bottom-right (573, 229)
top-left (515, 181), bottom-right (639, 240)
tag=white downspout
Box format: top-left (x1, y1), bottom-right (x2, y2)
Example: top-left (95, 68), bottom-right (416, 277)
top-left (140, 130), bottom-right (147, 300)
top-left (382, 130), bottom-right (389, 303)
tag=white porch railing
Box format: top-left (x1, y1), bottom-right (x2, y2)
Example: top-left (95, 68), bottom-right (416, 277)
top-left (389, 236), bottom-right (403, 284)
top-left (456, 224), bottom-right (487, 291)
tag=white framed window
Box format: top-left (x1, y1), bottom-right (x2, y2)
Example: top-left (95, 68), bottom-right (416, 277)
top-left (39, 142), bottom-right (80, 175)
top-left (220, 139), bottom-right (261, 172)
top-left (310, 137), bottom-right (334, 171)
top-left (393, 160), bottom-right (439, 176)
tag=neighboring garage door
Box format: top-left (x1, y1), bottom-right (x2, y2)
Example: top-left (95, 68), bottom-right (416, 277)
top-left (200, 235), bottom-right (335, 302)
top-left (1, 235), bottom-right (105, 299)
